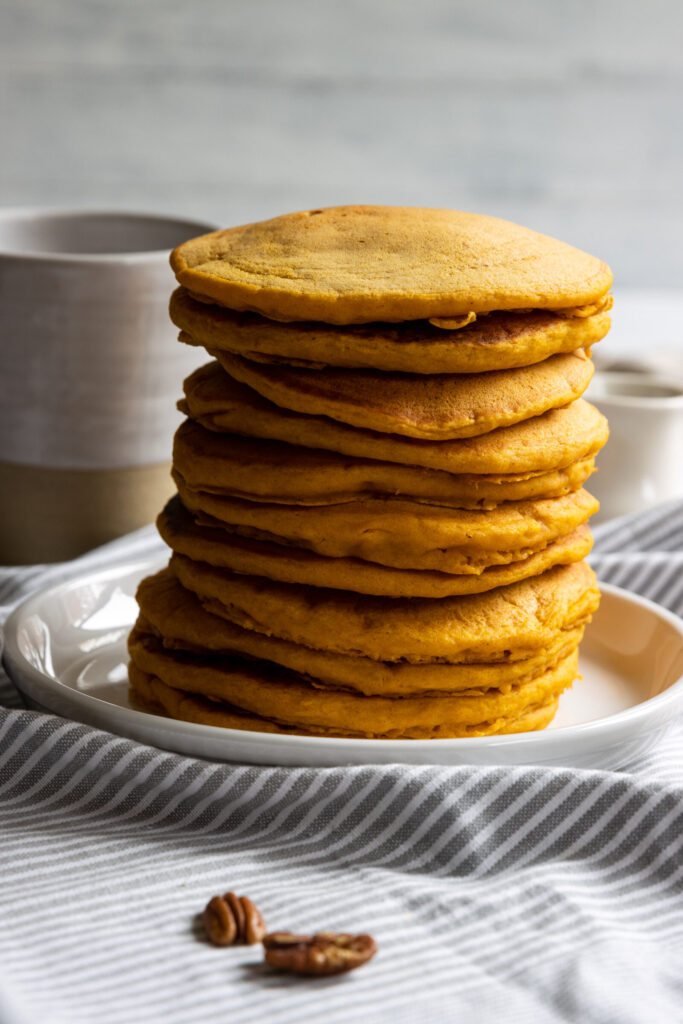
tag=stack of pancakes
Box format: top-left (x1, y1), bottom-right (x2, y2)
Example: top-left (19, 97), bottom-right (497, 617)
top-left (128, 206), bottom-right (611, 739)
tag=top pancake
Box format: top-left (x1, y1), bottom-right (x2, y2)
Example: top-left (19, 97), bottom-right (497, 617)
top-left (170, 206), bottom-right (613, 324)
top-left (172, 288), bottom-right (611, 375)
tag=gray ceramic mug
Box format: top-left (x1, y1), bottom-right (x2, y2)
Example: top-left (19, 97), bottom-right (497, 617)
top-left (0, 209), bottom-right (215, 563)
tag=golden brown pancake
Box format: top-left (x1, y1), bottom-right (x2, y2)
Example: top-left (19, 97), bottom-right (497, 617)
top-left (130, 663), bottom-right (561, 738)
top-left (158, 496), bottom-right (593, 597)
top-left (172, 289), bottom-right (610, 374)
top-left (129, 662), bottom-right (305, 735)
top-left (169, 207), bottom-right (612, 324)
top-left (213, 349), bottom-right (594, 440)
top-left (179, 365), bottom-right (609, 476)
top-left (129, 626), bottom-right (577, 738)
top-left (169, 556), bottom-right (600, 664)
top-left (172, 419), bottom-right (596, 509)
top-left (172, 478), bottom-right (598, 574)
top-left (137, 568), bottom-right (585, 697)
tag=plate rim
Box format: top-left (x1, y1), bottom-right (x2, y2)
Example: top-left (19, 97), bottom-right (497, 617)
top-left (3, 554), bottom-right (683, 757)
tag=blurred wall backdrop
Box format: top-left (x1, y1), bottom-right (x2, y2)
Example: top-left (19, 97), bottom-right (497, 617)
top-left (1, 0), bottom-right (681, 285)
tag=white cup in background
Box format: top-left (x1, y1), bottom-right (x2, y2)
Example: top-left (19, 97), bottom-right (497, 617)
top-left (0, 209), bottom-right (215, 563)
top-left (587, 371), bottom-right (683, 522)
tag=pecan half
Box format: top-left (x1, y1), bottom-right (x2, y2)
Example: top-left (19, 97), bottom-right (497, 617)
top-left (203, 892), bottom-right (266, 946)
top-left (263, 931), bottom-right (377, 975)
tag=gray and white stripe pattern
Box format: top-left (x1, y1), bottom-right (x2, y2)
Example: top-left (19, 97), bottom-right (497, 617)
top-left (590, 500), bottom-right (683, 617)
top-left (1, 501), bottom-right (682, 1024)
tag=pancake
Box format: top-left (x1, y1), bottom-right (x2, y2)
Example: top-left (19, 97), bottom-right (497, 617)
top-left (169, 556), bottom-right (600, 664)
top-left (158, 496), bottom-right (593, 597)
top-left (172, 419), bottom-right (596, 509)
top-left (173, 478), bottom-right (598, 574)
top-left (128, 626), bottom-right (577, 738)
top-left (169, 206), bottom-right (612, 324)
top-left (137, 568), bottom-right (585, 696)
top-left (130, 663), bottom-right (560, 739)
top-left (130, 662), bottom-right (308, 736)
top-left (172, 289), bottom-right (610, 375)
top-left (213, 349), bottom-right (594, 440)
top-left (179, 365), bottom-right (609, 476)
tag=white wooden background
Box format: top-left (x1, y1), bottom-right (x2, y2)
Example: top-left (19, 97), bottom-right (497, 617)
top-left (1, 0), bottom-right (682, 286)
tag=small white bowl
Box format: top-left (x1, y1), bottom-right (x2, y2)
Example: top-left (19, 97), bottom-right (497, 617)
top-left (587, 371), bottom-right (683, 521)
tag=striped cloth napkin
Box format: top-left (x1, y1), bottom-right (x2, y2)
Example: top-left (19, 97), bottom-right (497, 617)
top-left (1, 501), bottom-right (682, 1024)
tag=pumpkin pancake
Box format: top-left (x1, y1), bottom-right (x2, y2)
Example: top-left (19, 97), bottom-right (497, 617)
top-left (180, 364), bottom-right (609, 476)
top-left (130, 662), bottom-right (307, 736)
top-left (169, 556), bottom-right (600, 664)
top-left (169, 207), bottom-right (612, 324)
top-left (158, 496), bottom-right (593, 597)
top-left (137, 569), bottom-right (585, 697)
top-left (213, 349), bottom-right (594, 440)
top-left (172, 478), bottom-right (598, 574)
top-left (128, 625), bottom-right (577, 738)
top-left (172, 289), bottom-right (610, 374)
top-left (129, 663), bottom-right (561, 738)
top-left (172, 419), bottom-right (596, 509)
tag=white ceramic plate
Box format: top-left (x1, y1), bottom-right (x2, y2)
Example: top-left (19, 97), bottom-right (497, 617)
top-left (3, 557), bottom-right (683, 770)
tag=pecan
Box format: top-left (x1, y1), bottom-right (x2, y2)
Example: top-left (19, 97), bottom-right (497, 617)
top-left (203, 892), bottom-right (266, 946)
top-left (263, 931), bottom-right (377, 976)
